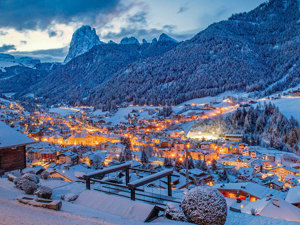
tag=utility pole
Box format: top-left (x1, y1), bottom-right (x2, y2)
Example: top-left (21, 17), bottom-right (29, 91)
top-left (185, 142), bottom-right (190, 190)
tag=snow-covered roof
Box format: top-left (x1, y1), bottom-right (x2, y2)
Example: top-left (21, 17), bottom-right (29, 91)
top-left (243, 197), bottom-right (300, 223)
top-left (259, 198), bottom-right (300, 222)
top-left (285, 186), bottom-right (300, 204)
top-left (0, 121), bottom-right (34, 149)
top-left (59, 151), bottom-right (78, 159)
top-left (215, 182), bottom-right (286, 199)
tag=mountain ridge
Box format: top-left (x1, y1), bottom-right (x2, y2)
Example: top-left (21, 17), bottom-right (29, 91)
top-left (86, 0), bottom-right (300, 110)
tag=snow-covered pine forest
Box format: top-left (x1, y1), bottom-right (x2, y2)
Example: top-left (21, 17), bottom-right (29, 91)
top-left (192, 103), bottom-right (300, 154)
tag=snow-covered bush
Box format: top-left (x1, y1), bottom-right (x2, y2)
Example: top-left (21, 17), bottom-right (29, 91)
top-left (22, 173), bottom-right (39, 184)
top-left (14, 177), bottom-right (27, 189)
top-left (35, 186), bottom-right (52, 199)
top-left (20, 179), bottom-right (38, 194)
top-left (181, 186), bottom-right (227, 225)
top-left (41, 171), bottom-right (50, 180)
top-left (165, 203), bottom-right (188, 222)
top-left (61, 193), bottom-right (79, 202)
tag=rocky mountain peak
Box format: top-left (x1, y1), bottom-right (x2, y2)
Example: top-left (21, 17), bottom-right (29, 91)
top-left (158, 33), bottom-right (178, 43)
top-left (120, 37), bottom-right (140, 45)
top-left (64, 25), bottom-right (103, 63)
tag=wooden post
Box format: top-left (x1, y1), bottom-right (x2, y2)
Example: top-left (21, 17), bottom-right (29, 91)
top-left (130, 188), bottom-right (135, 200)
top-left (168, 175), bottom-right (172, 196)
top-left (86, 177), bottom-right (91, 190)
top-left (125, 168), bottom-right (130, 185)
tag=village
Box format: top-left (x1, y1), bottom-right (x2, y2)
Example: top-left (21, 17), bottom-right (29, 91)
top-left (1, 91), bottom-right (300, 224)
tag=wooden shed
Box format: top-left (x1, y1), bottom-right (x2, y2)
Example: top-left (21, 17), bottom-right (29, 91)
top-left (0, 122), bottom-right (34, 173)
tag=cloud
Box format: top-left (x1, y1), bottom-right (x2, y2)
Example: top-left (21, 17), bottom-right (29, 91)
top-left (20, 40), bottom-right (27, 44)
top-left (0, 44), bottom-right (16, 52)
top-left (0, 0), bottom-right (121, 30)
top-left (13, 47), bottom-right (68, 57)
top-left (48, 30), bottom-right (58, 37)
top-left (177, 5), bottom-right (189, 14)
top-left (11, 46), bottom-right (69, 62)
top-left (0, 30), bottom-right (7, 36)
top-left (128, 11), bottom-right (147, 25)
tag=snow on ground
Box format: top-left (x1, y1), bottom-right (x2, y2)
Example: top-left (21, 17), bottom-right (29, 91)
top-left (0, 178), bottom-right (298, 225)
top-left (178, 91), bottom-right (249, 107)
top-left (261, 97), bottom-right (300, 123)
top-left (0, 178), bottom-right (187, 225)
top-left (105, 106), bottom-right (157, 125)
top-left (49, 107), bottom-right (80, 116)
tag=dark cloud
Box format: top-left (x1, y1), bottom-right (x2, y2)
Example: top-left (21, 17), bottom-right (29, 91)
top-left (48, 30), bottom-right (58, 37)
top-left (0, 30), bottom-right (8, 36)
top-left (177, 5), bottom-right (189, 14)
top-left (0, 0), bottom-right (121, 30)
top-left (0, 44), bottom-right (16, 52)
top-left (128, 11), bottom-right (147, 25)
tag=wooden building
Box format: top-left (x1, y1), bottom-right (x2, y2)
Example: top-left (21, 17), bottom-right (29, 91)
top-left (0, 122), bottom-right (34, 173)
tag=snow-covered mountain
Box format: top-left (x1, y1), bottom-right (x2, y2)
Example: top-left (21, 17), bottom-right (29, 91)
top-left (64, 25), bottom-right (103, 63)
top-left (158, 33), bottom-right (179, 43)
top-left (87, 0), bottom-right (300, 110)
top-left (0, 53), bottom-right (40, 72)
top-left (23, 32), bottom-right (179, 104)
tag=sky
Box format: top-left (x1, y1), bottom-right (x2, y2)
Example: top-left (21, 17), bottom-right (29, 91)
top-left (0, 0), bottom-right (266, 62)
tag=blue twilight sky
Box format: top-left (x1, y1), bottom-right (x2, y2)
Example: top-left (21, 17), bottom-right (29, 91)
top-left (0, 0), bottom-right (266, 61)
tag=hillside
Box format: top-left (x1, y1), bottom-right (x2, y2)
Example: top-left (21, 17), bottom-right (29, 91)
top-left (87, 0), bottom-right (300, 110)
top-left (25, 34), bottom-right (178, 105)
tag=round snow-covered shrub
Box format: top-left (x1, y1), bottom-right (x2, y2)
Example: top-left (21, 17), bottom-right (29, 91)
top-left (41, 171), bottom-right (50, 180)
top-left (165, 203), bottom-right (188, 222)
top-left (21, 179), bottom-right (38, 194)
top-left (22, 173), bottom-right (39, 184)
top-left (181, 186), bottom-right (227, 225)
top-left (35, 186), bottom-right (52, 199)
top-left (14, 177), bottom-right (27, 189)
top-left (61, 193), bottom-right (79, 202)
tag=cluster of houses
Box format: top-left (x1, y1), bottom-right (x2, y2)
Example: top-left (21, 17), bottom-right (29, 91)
top-left (1, 97), bottom-right (300, 222)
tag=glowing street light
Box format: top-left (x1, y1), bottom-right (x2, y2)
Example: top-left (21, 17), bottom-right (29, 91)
top-left (185, 141), bottom-right (190, 189)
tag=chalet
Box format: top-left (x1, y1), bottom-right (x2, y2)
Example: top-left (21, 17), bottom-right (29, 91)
top-left (263, 179), bottom-right (284, 191)
top-left (238, 167), bottom-right (255, 181)
top-left (215, 182), bottom-right (285, 202)
top-left (0, 122), bottom-right (34, 173)
top-left (222, 157), bottom-right (250, 169)
top-left (26, 148), bottom-right (41, 162)
top-left (269, 165), bottom-right (298, 181)
top-left (285, 186), bottom-right (300, 208)
top-left (57, 151), bottom-right (78, 165)
top-left (291, 90), bottom-right (300, 96)
top-left (40, 149), bottom-right (56, 162)
top-left (82, 151), bottom-right (105, 166)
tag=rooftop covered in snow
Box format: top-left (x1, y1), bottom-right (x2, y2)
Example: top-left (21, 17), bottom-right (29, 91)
top-left (0, 122), bottom-right (35, 149)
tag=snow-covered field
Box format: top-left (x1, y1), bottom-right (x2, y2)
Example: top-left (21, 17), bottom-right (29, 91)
top-left (49, 107), bottom-right (80, 116)
top-left (262, 97), bottom-right (300, 123)
top-left (178, 91), bottom-right (249, 107)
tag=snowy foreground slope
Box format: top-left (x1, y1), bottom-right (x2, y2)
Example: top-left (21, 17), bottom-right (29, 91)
top-left (0, 178), bottom-right (297, 225)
